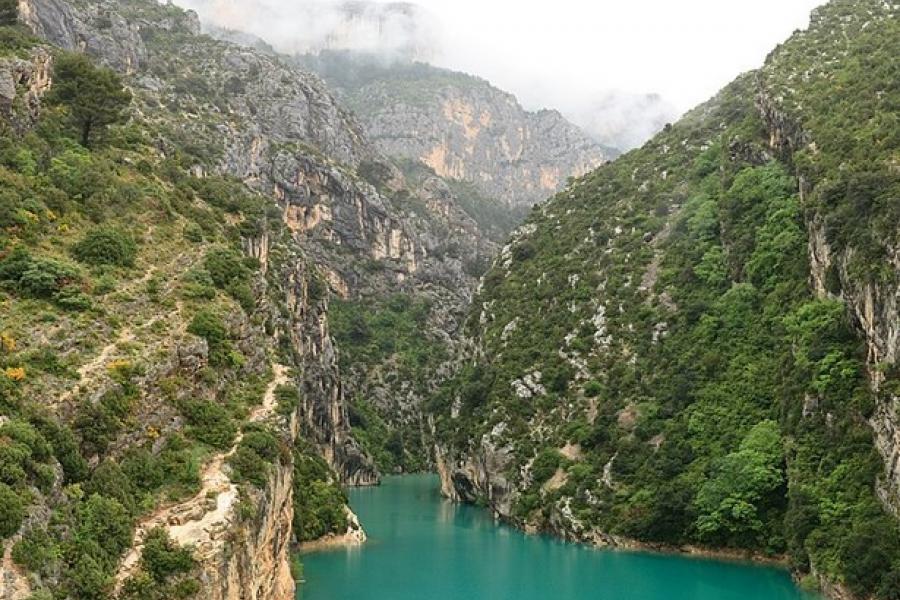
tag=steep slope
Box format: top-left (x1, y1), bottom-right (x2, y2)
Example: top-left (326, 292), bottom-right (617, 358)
top-left (435, 1), bottom-right (900, 598)
top-left (0, 0), bottom-right (507, 598)
top-left (296, 51), bottom-right (615, 213)
top-left (23, 0), bottom-right (505, 472)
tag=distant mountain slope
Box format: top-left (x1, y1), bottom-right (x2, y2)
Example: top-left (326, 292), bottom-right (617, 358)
top-left (296, 51), bottom-right (617, 212)
top-left (434, 2), bottom-right (900, 598)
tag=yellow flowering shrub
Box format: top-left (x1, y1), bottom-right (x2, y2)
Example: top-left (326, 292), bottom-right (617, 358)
top-left (4, 367), bottom-right (26, 381)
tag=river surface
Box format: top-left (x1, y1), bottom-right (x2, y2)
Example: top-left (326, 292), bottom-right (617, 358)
top-left (298, 475), bottom-right (818, 600)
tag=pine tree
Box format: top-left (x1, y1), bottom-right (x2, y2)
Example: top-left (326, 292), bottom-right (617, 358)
top-left (45, 53), bottom-right (132, 148)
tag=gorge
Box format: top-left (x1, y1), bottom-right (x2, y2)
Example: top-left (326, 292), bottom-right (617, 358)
top-left (0, 0), bottom-right (898, 599)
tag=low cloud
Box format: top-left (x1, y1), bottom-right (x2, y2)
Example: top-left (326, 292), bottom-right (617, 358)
top-left (173, 0), bottom-right (441, 61)
top-left (167, 0), bottom-right (816, 150)
top-left (561, 92), bottom-right (679, 151)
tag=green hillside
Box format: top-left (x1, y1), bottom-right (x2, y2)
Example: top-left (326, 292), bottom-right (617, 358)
top-left (435, 1), bottom-right (900, 596)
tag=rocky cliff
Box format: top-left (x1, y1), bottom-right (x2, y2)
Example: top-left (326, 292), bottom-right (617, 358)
top-left (0, 44), bottom-right (51, 129)
top-left (435, 1), bottom-right (900, 598)
top-left (295, 52), bottom-right (616, 213)
top-left (17, 0), bottom-right (497, 482)
top-left (0, 0), bottom-right (527, 596)
top-left (0, 54), bottom-right (373, 600)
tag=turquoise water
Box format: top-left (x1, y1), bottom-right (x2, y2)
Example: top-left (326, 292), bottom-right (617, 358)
top-left (298, 475), bottom-right (817, 600)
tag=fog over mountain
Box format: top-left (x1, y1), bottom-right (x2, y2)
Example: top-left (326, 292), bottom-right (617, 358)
top-left (170, 0), bottom-right (821, 149)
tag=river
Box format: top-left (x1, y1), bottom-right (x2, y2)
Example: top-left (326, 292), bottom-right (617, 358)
top-left (298, 475), bottom-right (818, 600)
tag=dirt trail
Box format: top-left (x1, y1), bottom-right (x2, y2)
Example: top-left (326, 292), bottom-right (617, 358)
top-left (0, 540), bottom-right (31, 600)
top-left (57, 261), bottom-right (187, 407)
top-left (114, 364), bottom-right (290, 589)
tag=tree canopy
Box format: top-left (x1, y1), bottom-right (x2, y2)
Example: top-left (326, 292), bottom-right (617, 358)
top-left (46, 53), bottom-right (132, 148)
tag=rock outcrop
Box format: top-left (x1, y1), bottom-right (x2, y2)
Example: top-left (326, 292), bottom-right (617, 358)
top-left (0, 46), bottom-right (52, 129)
top-left (295, 51), bottom-right (615, 211)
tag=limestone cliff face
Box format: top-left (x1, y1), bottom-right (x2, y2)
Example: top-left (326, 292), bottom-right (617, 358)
top-left (754, 27), bottom-right (900, 516)
top-left (350, 78), bottom-right (611, 210)
top-left (0, 46), bottom-right (52, 130)
top-left (278, 250), bottom-right (379, 487)
top-left (178, 246), bottom-right (376, 598)
top-left (154, 447), bottom-right (296, 600)
top-left (379, 94), bottom-right (603, 209)
top-left (295, 52), bottom-right (615, 211)
top-left (805, 174), bottom-right (900, 515)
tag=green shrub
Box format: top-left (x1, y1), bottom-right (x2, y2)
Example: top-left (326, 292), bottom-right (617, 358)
top-left (0, 483), bottom-right (25, 538)
top-left (72, 227), bottom-right (137, 267)
top-left (72, 493), bottom-right (133, 570)
top-left (140, 528), bottom-right (195, 582)
top-left (180, 268), bottom-right (216, 300)
top-left (73, 399), bottom-right (121, 457)
top-left (84, 461), bottom-right (138, 515)
top-left (0, 247), bottom-right (82, 300)
top-left (187, 310), bottom-right (225, 344)
top-left (179, 399), bottom-right (236, 449)
top-left (878, 571), bottom-right (900, 600)
top-left (30, 416), bottom-right (89, 483)
top-left (182, 223), bottom-right (203, 243)
top-left (292, 445), bottom-right (348, 541)
top-left (583, 380), bottom-right (604, 398)
top-left (187, 311), bottom-right (240, 366)
top-left (12, 527), bottom-right (58, 573)
top-left (228, 445), bottom-right (270, 488)
top-left (275, 385), bottom-right (299, 416)
top-left (0, 420), bottom-right (51, 462)
top-left (225, 280), bottom-right (255, 313)
top-left (203, 247), bottom-right (249, 289)
top-left (0, 0), bottom-right (20, 26)
top-left (228, 426), bottom-right (280, 487)
top-left (202, 248), bottom-right (257, 312)
top-left (66, 554), bottom-right (110, 600)
top-left (530, 449), bottom-right (562, 484)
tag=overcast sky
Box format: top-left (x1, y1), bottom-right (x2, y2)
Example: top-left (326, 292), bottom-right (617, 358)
top-left (415, 0), bottom-right (823, 113)
top-left (176, 0), bottom-right (826, 147)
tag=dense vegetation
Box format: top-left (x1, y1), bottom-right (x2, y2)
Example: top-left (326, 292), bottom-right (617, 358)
top-left (292, 442), bottom-right (350, 542)
top-left (0, 32), bottom-right (295, 598)
top-left (330, 294), bottom-right (444, 473)
top-left (435, 1), bottom-right (900, 597)
top-left (120, 529), bottom-right (199, 600)
top-left (0, 0), bottom-right (18, 27)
